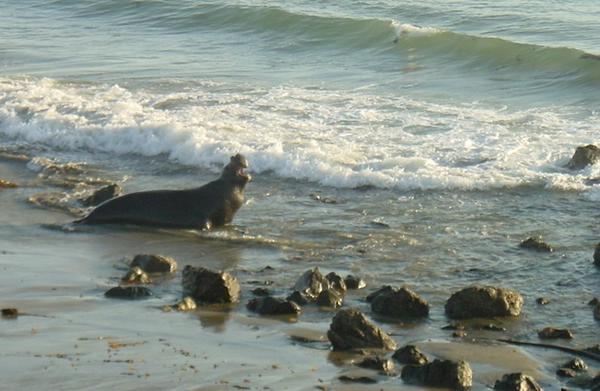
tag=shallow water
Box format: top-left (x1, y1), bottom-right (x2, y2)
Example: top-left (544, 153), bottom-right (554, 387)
top-left (1, 0), bottom-right (600, 389)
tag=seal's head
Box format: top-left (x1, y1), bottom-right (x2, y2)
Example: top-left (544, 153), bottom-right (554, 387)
top-left (223, 153), bottom-right (251, 185)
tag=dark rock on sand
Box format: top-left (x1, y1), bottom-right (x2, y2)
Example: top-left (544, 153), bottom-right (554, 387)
top-left (344, 275), bottom-right (366, 290)
top-left (104, 286), bottom-right (153, 299)
top-left (81, 184), bottom-right (122, 206)
top-left (246, 296), bottom-right (301, 316)
top-left (1, 308), bottom-right (19, 318)
top-left (357, 356), bottom-right (395, 375)
top-left (401, 359), bottom-right (473, 390)
top-left (494, 373), bottom-right (543, 391)
top-left (538, 327), bottom-right (574, 339)
top-left (316, 288), bottom-right (344, 308)
top-left (366, 285), bottom-right (395, 303)
top-left (327, 308), bottom-right (397, 351)
top-left (325, 272), bottom-right (347, 294)
top-left (371, 286), bottom-right (429, 319)
top-left (182, 266), bottom-right (240, 304)
top-left (293, 267), bottom-right (330, 301)
top-left (536, 297), bottom-right (550, 305)
top-left (519, 237), bottom-right (554, 252)
top-left (121, 267), bottom-right (152, 284)
top-left (445, 285), bottom-right (523, 319)
top-left (567, 144), bottom-right (600, 170)
top-left (594, 243), bottom-right (600, 266)
top-left (287, 291), bottom-right (309, 306)
top-left (392, 345), bottom-right (429, 365)
top-left (131, 254), bottom-right (177, 273)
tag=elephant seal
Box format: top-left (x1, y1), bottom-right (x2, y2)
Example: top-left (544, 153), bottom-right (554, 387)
top-left (77, 154), bottom-right (251, 229)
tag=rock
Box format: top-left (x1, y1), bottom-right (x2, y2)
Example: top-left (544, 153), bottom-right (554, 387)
top-left (345, 275), bottom-right (366, 290)
top-left (556, 368), bottom-right (577, 378)
top-left (494, 373), bottom-right (543, 391)
top-left (564, 358), bottom-right (588, 372)
top-left (325, 272), bottom-right (347, 294)
top-left (401, 359), bottom-right (473, 390)
top-left (287, 291), bottom-right (309, 306)
top-left (293, 267), bottom-right (330, 301)
top-left (339, 375), bottom-right (377, 384)
top-left (1, 308), bottom-right (19, 318)
top-left (81, 184), bottom-right (122, 206)
top-left (182, 266), bottom-right (240, 304)
top-left (445, 285), bottom-right (523, 319)
top-left (131, 254), bottom-right (177, 273)
top-left (316, 288), bottom-right (344, 308)
top-left (357, 356), bottom-right (395, 375)
top-left (366, 285), bottom-right (394, 303)
top-left (567, 144), bottom-right (600, 170)
top-left (519, 237), bottom-right (554, 252)
top-left (453, 331), bottom-right (468, 338)
top-left (176, 297), bottom-right (197, 311)
top-left (538, 327), bottom-right (574, 339)
top-left (327, 308), bottom-right (397, 351)
top-left (251, 287), bottom-right (270, 296)
top-left (371, 286), bottom-right (429, 318)
top-left (104, 286), bottom-right (153, 299)
top-left (585, 345), bottom-right (600, 355)
top-left (590, 297), bottom-right (600, 306)
top-left (536, 297), bottom-right (550, 305)
top-left (594, 243), bottom-right (600, 266)
top-left (392, 345), bottom-right (428, 365)
top-left (594, 304), bottom-right (600, 320)
top-left (246, 296), bottom-right (301, 316)
top-left (0, 179), bottom-right (17, 188)
top-left (121, 266), bottom-right (151, 284)
top-left (591, 374), bottom-right (600, 391)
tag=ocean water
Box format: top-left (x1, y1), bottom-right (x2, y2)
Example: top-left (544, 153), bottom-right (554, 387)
top-left (1, 1), bottom-right (599, 389)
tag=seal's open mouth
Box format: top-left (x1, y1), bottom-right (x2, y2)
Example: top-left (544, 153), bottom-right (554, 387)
top-left (230, 153), bottom-right (251, 181)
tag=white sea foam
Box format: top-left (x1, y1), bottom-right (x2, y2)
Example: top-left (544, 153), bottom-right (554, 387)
top-left (0, 76), bottom-right (598, 191)
top-left (390, 21), bottom-right (441, 38)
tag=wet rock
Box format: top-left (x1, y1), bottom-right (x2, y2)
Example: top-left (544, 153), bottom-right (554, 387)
top-left (80, 184), bottom-right (122, 206)
top-left (176, 296), bottom-right (197, 312)
top-left (121, 267), bottom-right (152, 284)
top-left (536, 297), bottom-right (550, 305)
top-left (567, 144), bottom-right (600, 170)
top-left (287, 291), bottom-right (309, 306)
top-left (310, 193), bottom-right (338, 204)
top-left (591, 374), bottom-right (600, 391)
top-left (560, 357), bottom-right (587, 372)
top-left (1, 308), bottom-right (19, 318)
top-left (401, 359), bottom-right (473, 390)
top-left (538, 327), bottom-right (574, 339)
top-left (293, 267), bottom-right (330, 301)
top-left (344, 275), bottom-right (366, 290)
top-left (316, 288), bottom-right (344, 308)
top-left (131, 254), bottom-right (177, 273)
top-left (494, 373), bottom-right (543, 391)
top-left (327, 308), bottom-right (397, 351)
top-left (556, 368), bottom-right (577, 378)
top-left (182, 266), bottom-right (240, 304)
top-left (594, 304), bottom-right (600, 320)
top-left (589, 297), bottom-right (599, 306)
top-left (519, 237), bottom-right (554, 252)
top-left (0, 179), bottom-right (17, 188)
top-left (594, 243), bottom-right (600, 266)
top-left (371, 286), bottom-right (429, 318)
top-left (357, 356), bottom-right (395, 375)
top-left (104, 286), bottom-right (153, 299)
top-left (445, 285), bottom-right (523, 319)
top-left (584, 345), bottom-right (600, 355)
top-left (392, 345), bottom-right (428, 365)
top-left (366, 285), bottom-right (394, 303)
top-left (251, 287), bottom-right (270, 296)
top-left (339, 375), bottom-right (377, 384)
top-left (246, 296), bottom-right (301, 316)
top-left (325, 272), bottom-right (347, 294)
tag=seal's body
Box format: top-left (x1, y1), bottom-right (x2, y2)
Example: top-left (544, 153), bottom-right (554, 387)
top-left (78, 154), bottom-right (250, 229)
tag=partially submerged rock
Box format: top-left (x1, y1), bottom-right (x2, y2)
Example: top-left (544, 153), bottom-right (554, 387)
top-left (538, 327), bottom-right (574, 339)
top-left (293, 267), bottom-right (330, 301)
top-left (401, 359), bottom-right (473, 390)
top-left (251, 287), bottom-right (270, 296)
top-left (567, 144), bottom-right (600, 170)
top-left (370, 286), bottom-right (429, 319)
top-left (366, 285), bottom-right (395, 303)
top-left (327, 309), bottom-right (396, 351)
top-left (316, 288), bottom-right (344, 308)
top-left (246, 296), bottom-right (301, 316)
top-left (445, 286), bottom-right (523, 319)
top-left (0, 179), bottom-right (17, 188)
top-left (325, 272), bottom-right (347, 294)
top-left (556, 368), bottom-right (577, 378)
top-left (519, 237), bottom-right (554, 252)
top-left (593, 304), bottom-right (600, 320)
top-left (182, 266), bottom-right (240, 304)
top-left (287, 291), bottom-right (309, 306)
top-left (493, 373), bottom-right (543, 391)
top-left (176, 296), bottom-right (197, 312)
top-left (1, 308), bottom-right (19, 318)
top-left (594, 243), bottom-right (600, 266)
top-left (357, 356), bottom-right (395, 375)
top-left (121, 266), bottom-right (152, 284)
top-left (131, 254), bottom-right (177, 273)
top-left (104, 286), bottom-right (153, 299)
top-left (344, 275), bottom-right (366, 290)
top-left (392, 345), bottom-right (428, 365)
top-left (80, 184), bottom-right (122, 206)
